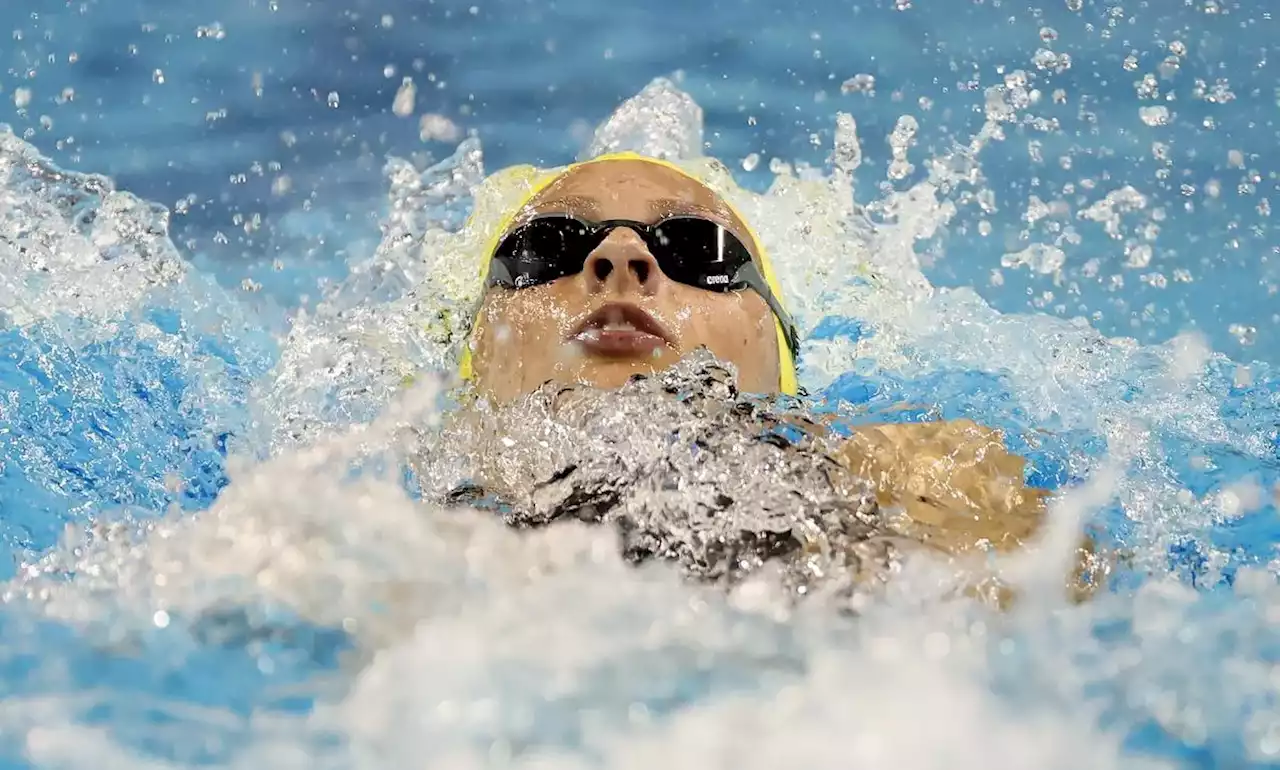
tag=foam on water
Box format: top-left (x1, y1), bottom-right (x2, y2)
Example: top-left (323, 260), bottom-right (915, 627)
top-left (0, 75), bottom-right (1278, 769)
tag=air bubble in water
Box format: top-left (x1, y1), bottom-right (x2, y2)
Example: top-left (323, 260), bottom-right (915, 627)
top-left (741, 152), bottom-right (760, 172)
top-left (1066, 0), bottom-right (1083, 10)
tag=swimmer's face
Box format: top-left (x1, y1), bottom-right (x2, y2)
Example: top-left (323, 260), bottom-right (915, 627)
top-left (469, 159), bottom-right (781, 402)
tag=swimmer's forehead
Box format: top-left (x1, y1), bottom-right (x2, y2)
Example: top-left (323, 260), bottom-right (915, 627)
top-left (515, 159), bottom-right (751, 234)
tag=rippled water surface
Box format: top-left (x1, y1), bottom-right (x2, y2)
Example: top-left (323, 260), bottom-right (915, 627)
top-left (1, 1), bottom-right (1280, 768)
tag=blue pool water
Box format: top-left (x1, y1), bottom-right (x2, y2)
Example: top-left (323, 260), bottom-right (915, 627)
top-left (1, 0), bottom-right (1280, 767)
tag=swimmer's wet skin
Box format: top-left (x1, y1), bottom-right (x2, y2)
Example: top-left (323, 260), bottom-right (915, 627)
top-left (453, 153), bottom-right (1100, 605)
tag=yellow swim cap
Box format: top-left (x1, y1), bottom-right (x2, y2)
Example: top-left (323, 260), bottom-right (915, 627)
top-left (457, 151), bottom-right (799, 396)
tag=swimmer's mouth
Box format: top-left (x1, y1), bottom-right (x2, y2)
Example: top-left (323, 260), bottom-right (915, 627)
top-left (569, 302), bottom-right (674, 358)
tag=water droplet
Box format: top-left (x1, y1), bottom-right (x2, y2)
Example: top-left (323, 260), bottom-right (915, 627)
top-left (886, 115), bottom-right (918, 180)
top-left (419, 113), bottom-right (461, 142)
top-left (1032, 49), bottom-right (1072, 73)
top-left (831, 112), bottom-right (862, 175)
top-left (195, 22), bottom-right (226, 40)
top-left (393, 78), bottom-right (416, 117)
top-left (840, 73), bottom-right (876, 95)
top-left (1124, 243), bottom-right (1153, 269)
top-left (1136, 73), bottom-right (1159, 99)
top-left (1229, 323), bottom-right (1257, 346)
top-left (1139, 105), bottom-right (1170, 126)
top-left (1002, 243), bottom-right (1066, 274)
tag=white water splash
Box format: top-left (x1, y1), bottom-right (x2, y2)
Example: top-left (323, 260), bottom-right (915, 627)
top-left (0, 73), bottom-right (1276, 770)
top-left (0, 126), bottom-right (187, 328)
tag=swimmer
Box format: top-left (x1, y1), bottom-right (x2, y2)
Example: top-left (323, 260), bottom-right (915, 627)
top-left (443, 152), bottom-right (1100, 605)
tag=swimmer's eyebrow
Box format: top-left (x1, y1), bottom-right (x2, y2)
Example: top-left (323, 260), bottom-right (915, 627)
top-left (533, 195), bottom-right (601, 216)
top-left (648, 198), bottom-right (734, 226)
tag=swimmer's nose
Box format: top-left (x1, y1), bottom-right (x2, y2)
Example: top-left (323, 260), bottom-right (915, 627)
top-left (583, 228), bottom-right (662, 296)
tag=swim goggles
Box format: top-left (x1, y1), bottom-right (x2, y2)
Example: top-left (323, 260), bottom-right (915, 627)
top-left (486, 213), bottom-right (801, 359)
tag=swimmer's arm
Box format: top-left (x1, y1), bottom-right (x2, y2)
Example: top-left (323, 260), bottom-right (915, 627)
top-left (829, 419), bottom-right (1050, 554)
top-left (829, 418), bottom-right (1105, 603)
